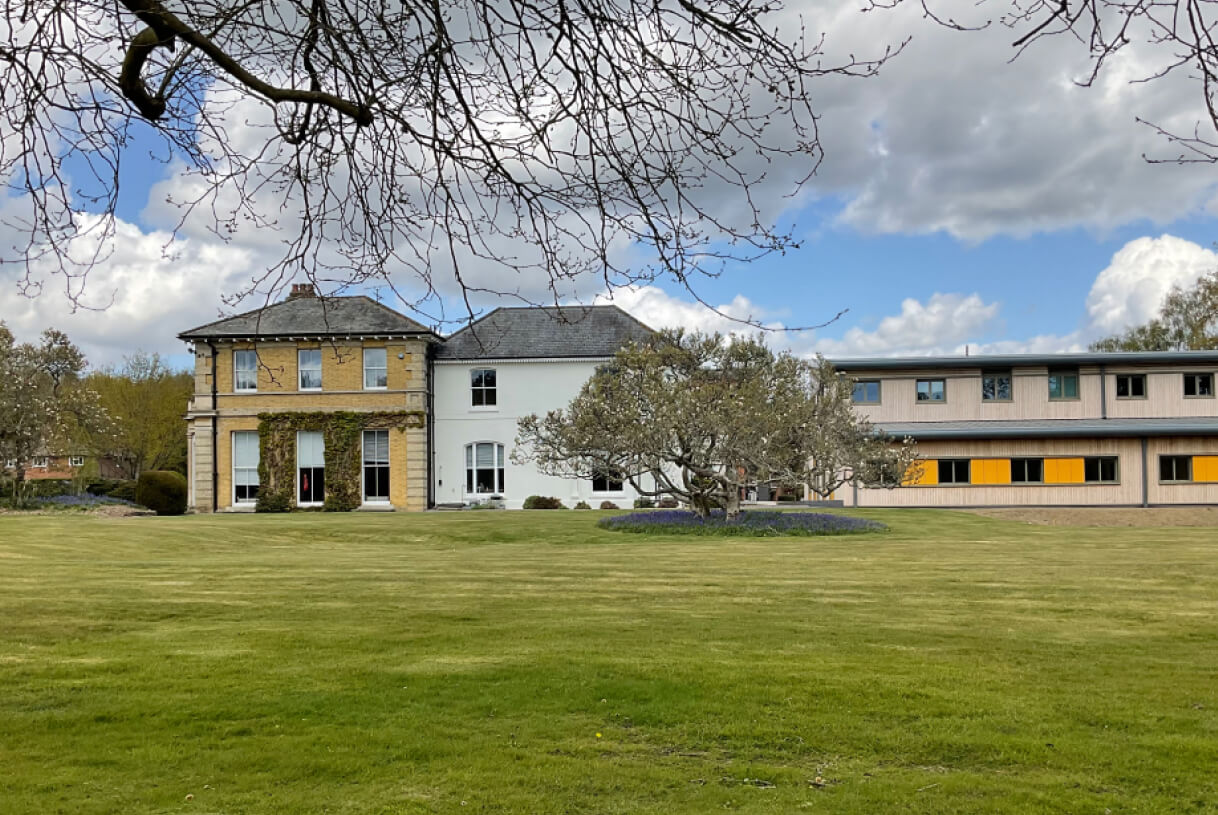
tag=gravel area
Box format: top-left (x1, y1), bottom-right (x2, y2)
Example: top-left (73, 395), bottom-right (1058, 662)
top-left (966, 506), bottom-right (1218, 527)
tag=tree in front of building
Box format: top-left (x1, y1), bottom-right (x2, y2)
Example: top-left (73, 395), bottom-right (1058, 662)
top-left (1091, 270), bottom-right (1218, 351)
top-left (0, 325), bottom-right (110, 505)
top-left (87, 353), bottom-right (194, 478)
top-left (514, 331), bottom-right (917, 518)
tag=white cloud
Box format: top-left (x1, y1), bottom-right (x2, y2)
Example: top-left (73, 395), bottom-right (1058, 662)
top-left (811, 293), bottom-right (1000, 357)
top-left (592, 286), bottom-right (783, 335)
top-left (1082, 234), bottom-right (1217, 336)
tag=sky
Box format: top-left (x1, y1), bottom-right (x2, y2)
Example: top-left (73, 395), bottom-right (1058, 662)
top-left (3, 1), bottom-right (1218, 369)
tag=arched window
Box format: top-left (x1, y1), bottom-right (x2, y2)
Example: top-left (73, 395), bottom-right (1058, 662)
top-left (465, 442), bottom-right (505, 494)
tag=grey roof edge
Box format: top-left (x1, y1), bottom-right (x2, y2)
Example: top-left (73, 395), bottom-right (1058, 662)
top-left (177, 295), bottom-right (440, 341)
top-left (831, 350), bottom-right (1218, 370)
top-left (442, 304), bottom-right (656, 340)
top-left (436, 304), bottom-right (656, 359)
top-left (874, 419), bottom-right (1218, 440)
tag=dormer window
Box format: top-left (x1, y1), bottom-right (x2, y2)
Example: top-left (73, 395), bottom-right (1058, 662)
top-left (298, 349), bottom-right (322, 391)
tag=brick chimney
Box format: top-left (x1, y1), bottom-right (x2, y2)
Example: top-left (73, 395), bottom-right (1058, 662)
top-left (287, 283), bottom-right (317, 299)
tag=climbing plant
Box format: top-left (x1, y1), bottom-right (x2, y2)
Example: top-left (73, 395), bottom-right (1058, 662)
top-left (256, 411), bottom-right (424, 512)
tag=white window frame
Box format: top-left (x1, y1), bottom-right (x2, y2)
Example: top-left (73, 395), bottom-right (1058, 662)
top-left (232, 431), bottom-right (261, 505)
top-left (297, 430), bottom-right (326, 506)
top-left (363, 347), bottom-right (388, 390)
top-left (68, 455), bottom-right (85, 467)
top-left (31, 456), bottom-right (48, 468)
top-left (234, 349), bottom-right (259, 393)
top-left (361, 429), bottom-right (391, 504)
top-left (464, 441), bottom-right (506, 495)
top-left (470, 368), bottom-right (497, 408)
top-left (298, 349), bottom-right (323, 391)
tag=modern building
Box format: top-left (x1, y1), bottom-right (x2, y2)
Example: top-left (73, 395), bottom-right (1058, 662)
top-left (834, 352), bottom-right (1218, 507)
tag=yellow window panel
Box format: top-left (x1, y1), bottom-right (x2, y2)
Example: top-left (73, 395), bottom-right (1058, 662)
top-left (1045, 457), bottom-right (1084, 484)
top-left (1194, 456), bottom-right (1218, 483)
top-left (978, 458), bottom-right (1012, 485)
top-left (903, 459), bottom-right (937, 486)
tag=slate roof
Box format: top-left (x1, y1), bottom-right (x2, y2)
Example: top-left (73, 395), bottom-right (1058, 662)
top-left (436, 306), bottom-right (655, 360)
top-left (179, 295), bottom-right (436, 340)
top-left (832, 351), bottom-right (1218, 370)
top-left (874, 418), bottom-right (1218, 440)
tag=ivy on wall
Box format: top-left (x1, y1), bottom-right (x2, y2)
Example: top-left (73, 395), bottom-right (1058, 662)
top-left (256, 411), bottom-right (424, 512)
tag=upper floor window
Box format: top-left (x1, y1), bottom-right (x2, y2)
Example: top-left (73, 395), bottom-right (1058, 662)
top-left (466, 442), bottom-right (505, 493)
top-left (69, 456), bottom-right (85, 467)
top-left (298, 349), bottom-right (322, 391)
top-left (1160, 455), bottom-right (1192, 482)
top-left (471, 368), bottom-right (497, 407)
top-left (916, 379), bottom-right (946, 402)
top-left (981, 370), bottom-right (1012, 402)
top-left (1048, 369), bottom-right (1079, 400)
top-left (234, 350), bottom-right (258, 392)
top-left (1184, 373), bottom-right (1214, 398)
top-left (592, 468), bottom-right (625, 493)
top-left (363, 347), bottom-right (388, 390)
top-left (851, 380), bottom-right (881, 404)
top-left (31, 457), bottom-right (48, 468)
top-left (937, 458), bottom-right (970, 483)
top-left (1115, 374), bottom-right (1146, 399)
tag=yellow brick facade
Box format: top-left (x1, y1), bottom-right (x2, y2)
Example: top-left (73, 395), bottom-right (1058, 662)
top-left (188, 337), bottom-right (431, 513)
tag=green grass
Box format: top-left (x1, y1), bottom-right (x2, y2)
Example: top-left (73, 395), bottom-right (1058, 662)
top-left (1, 509), bottom-right (1216, 814)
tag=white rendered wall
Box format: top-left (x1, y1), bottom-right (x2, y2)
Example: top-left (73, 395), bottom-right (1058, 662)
top-left (432, 359), bottom-right (642, 509)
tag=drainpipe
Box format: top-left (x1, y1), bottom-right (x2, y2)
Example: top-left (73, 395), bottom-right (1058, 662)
top-left (1099, 364), bottom-right (1108, 419)
top-left (1141, 436), bottom-right (1149, 507)
top-left (426, 340), bottom-right (435, 509)
top-left (207, 340), bottom-right (219, 513)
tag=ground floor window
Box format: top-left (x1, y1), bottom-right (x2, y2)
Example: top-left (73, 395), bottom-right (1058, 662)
top-left (937, 459), bottom-right (970, 484)
top-left (233, 431), bottom-right (260, 503)
top-left (592, 467), bottom-right (624, 492)
top-left (1010, 458), bottom-right (1044, 483)
top-left (298, 431), bottom-right (326, 504)
top-left (363, 430), bottom-right (390, 502)
top-left (465, 442), bottom-right (505, 494)
top-left (1083, 456), bottom-right (1118, 484)
top-left (1159, 455), bottom-right (1192, 482)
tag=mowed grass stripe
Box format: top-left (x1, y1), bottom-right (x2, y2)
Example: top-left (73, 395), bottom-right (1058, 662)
top-left (0, 510), bottom-right (1216, 813)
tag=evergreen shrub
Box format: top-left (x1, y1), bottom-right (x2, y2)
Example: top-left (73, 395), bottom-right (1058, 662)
top-left (135, 471), bottom-right (188, 516)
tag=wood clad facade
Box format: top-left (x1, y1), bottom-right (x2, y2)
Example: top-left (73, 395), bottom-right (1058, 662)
top-left (835, 352), bottom-right (1218, 508)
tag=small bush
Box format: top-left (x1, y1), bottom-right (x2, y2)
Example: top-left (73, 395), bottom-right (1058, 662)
top-left (256, 491), bottom-right (292, 513)
top-left (135, 470), bottom-right (188, 516)
top-left (523, 495), bottom-right (565, 510)
top-left (574, 501), bottom-right (592, 510)
top-left (658, 496), bottom-right (679, 508)
top-left (776, 494), bottom-right (798, 502)
top-left (633, 497), bottom-right (655, 509)
top-left (599, 501), bottom-right (620, 510)
top-left (599, 510), bottom-right (886, 537)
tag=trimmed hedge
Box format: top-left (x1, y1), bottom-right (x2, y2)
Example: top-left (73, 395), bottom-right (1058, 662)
top-left (135, 471), bottom-right (188, 516)
top-left (632, 497), bottom-right (655, 509)
top-left (523, 495), bottom-right (565, 509)
top-left (599, 510), bottom-right (887, 537)
top-left (599, 501), bottom-right (620, 510)
top-left (573, 501), bottom-right (592, 510)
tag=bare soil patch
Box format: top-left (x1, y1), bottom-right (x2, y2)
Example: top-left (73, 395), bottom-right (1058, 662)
top-left (966, 506), bottom-right (1218, 527)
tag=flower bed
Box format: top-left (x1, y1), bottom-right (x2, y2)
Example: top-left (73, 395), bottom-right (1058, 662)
top-left (598, 510), bottom-right (886, 537)
top-left (41, 493), bottom-right (139, 509)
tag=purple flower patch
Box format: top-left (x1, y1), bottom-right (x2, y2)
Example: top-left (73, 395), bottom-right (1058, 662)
top-left (598, 510), bottom-right (885, 537)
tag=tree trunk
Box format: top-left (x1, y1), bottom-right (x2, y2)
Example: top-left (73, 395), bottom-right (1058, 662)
top-left (724, 489), bottom-right (741, 521)
top-left (689, 495), bottom-right (711, 518)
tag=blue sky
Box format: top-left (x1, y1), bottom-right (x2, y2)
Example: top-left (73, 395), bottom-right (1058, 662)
top-left (3, 0), bottom-right (1218, 367)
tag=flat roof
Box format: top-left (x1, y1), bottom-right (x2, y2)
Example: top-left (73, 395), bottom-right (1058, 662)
top-left (831, 351), bottom-right (1218, 371)
top-left (875, 417), bottom-right (1218, 440)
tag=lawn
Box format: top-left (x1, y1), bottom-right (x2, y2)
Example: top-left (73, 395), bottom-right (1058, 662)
top-left (1, 509), bottom-right (1216, 814)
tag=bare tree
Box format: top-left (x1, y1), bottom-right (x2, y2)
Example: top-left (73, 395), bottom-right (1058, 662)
top-left (0, 0), bottom-right (901, 318)
top-left (514, 331), bottom-right (918, 518)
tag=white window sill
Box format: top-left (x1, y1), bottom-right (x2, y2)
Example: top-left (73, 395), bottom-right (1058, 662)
top-left (468, 406), bottom-right (499, 413)
top-left (358, 502), bottom-right (395, 511)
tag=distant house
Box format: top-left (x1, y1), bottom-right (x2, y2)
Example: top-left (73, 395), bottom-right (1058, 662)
top-left (2, 454), bottom-right (124, 482)
top-left (834, 352), bottom-right (1218, 507)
